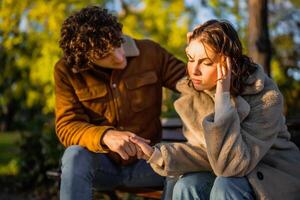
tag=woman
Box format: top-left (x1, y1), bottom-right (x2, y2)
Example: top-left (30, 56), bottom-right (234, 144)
top-left (131, 20), bottom-right (300, 200)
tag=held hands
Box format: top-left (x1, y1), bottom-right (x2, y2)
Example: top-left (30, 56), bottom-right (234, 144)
top-left (216, 56), bottom-right (232, 94)
top-left (130, 137), bottom-right (154, 160)
top-left (102, 130), bottom-right (150, 160)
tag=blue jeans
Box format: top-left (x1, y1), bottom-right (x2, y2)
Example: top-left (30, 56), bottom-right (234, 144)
top-left (60, 145), bottom-right (165, 200)
top-left (171, 172), bottom-right (255, 200)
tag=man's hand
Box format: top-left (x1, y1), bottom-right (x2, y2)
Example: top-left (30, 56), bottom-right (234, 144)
top-left (101, 130), bottom-right (150, 160)
top-left (130, 136), bottom-right (154, 160)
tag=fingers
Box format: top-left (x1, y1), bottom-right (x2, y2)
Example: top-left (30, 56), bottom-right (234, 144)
top-left (216, 56), bottom-right (231, 83)
top-left (222, 63), bottom-right (227, 78)
top-left (125, 132), bottom-right (151, 144)
top-left (106, 130), bottom-right (152, 160)
top-left (187, 32), bottom-right (193, 43)
top-left (124, 142), bottom-right (137, 157)
top-left (216, 63), bottom-right (223, 82)
top-left (226, 57), bottom-right (232, 78)
top-left (129, 134), bottom-right (151, 144)
top-left (216, 56), bottom-right (231, 92)
top-left (130, 137), bottom-right (154, 157)
top-left (136, 146), bottom-right (143, 159)
top-left (116, 148), bottom-right (129, 160)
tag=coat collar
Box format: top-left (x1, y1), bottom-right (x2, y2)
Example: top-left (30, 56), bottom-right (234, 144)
top-left (176, 77), bottom-right (252, 122)
top-left (71, 35), bottom-right (140, 73)
top-left (242, 65), bottom-right (265, 95)
top-left (234, 65), bottom-right (266, 121)
top-left (202, 87), bottom-right (250, 122)
top-left (123, 35), bottom-right (140, 57)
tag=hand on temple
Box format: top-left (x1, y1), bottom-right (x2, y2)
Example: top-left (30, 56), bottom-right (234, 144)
top-left (216, 56), bottom-right (232, 94)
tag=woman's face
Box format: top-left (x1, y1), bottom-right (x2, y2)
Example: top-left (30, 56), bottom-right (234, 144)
top-left (186, 39), bottom-right (219, 91)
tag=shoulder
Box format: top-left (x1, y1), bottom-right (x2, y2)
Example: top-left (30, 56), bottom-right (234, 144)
top-left (54, 58), bottom-right (68, 72)
top-left (243, 77), bottom-right (283, 113)
top-left (135, 38), bottom-right (160, 47)
top-left (260, 77), bottom-right (283, 109)
top-left (54, 58), bottom-right (72, 79)
top-left (134, 39), bottom-right (167, 53)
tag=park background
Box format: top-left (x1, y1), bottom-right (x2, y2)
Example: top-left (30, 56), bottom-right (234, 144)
top-left (0, 0), bottom-right (300, 199)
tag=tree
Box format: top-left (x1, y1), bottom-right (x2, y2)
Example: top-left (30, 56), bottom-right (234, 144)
top-left (268, 0), bottom-right (300, 116)
top-left (248, 0), bottom-right (271, 75)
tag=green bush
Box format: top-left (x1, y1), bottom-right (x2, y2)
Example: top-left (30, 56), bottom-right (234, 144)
top-left (17, 116), bottom-right (63, 190)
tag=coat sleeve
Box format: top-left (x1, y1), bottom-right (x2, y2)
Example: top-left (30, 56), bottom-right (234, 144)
top-left (148, 142), bottom-right (212, 177)
top-left (155, 44), bottom-right (186, 92)
top-left (202, 88), bottom-right (284, 177)
top-left (54, 63), bottom-right (114, 153)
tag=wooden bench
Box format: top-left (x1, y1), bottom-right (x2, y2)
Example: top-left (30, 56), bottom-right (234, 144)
top-left (46, 118), bottom-right (185, 199)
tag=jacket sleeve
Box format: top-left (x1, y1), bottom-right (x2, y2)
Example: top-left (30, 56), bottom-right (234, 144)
top-left (202, 89), bottom-right (284, 177)
top-left (148, 142), bottom-right (212, 177)
top-left (156, 44), bottom-right (186, 92)
top-left (54, 63), bottom-right (114, 153)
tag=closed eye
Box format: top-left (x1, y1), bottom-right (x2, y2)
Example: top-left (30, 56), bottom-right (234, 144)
top-left (203, 62), bottom-right (213, 65)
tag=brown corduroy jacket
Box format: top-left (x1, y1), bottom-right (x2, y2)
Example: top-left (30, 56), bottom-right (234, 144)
top-left (54, 36), bottom-right (186, 165)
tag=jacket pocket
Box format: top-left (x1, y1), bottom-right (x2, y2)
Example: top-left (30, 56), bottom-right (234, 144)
top-left (75, 84), bottom-right (110, 118)
top-left (124, 71), bottom-right (158, 112)
top-left (76, 84), bottom-right (107, 101)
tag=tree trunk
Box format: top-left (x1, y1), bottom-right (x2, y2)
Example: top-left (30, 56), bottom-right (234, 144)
top-left (248, 0), bottom-right (271, 75)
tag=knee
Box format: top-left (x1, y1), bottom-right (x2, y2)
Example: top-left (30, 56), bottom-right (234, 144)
top-left (172, 173), bottom-right (212, 200)
top-left (211, 176), bottom-right (234, 192)
top-left (172, 176), bottom-right (196, 199)
top-left (61, 145), bottom-right (94, 177)
top-left (210, 176), bottom-right (253, 200)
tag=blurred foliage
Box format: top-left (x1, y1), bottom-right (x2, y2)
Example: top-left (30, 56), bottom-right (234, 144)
top-left (0, 0), bottom-right (300, 197)
top-left (268, 1), bottom-right (300, 116)
top-left (0, 132), bottom-right (19, 175)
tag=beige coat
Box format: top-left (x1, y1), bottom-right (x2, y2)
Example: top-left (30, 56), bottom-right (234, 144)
top-left (149, 66), bottom-right (300, 200)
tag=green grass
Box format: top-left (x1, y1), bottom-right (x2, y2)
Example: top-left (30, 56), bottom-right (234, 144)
top-left (0, 132), bottom-right (20, 175)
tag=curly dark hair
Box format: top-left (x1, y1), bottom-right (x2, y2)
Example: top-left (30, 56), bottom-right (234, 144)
top-left (189, 19), bottom-right (257, 96)
top-left (59, 6), bottom-right (123, 70)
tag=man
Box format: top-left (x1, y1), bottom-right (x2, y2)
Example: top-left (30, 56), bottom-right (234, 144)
top-left (54, 5), bottom-right (185, 200)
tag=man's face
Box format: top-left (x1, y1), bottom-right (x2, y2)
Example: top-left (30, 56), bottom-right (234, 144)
top-left (90, 45), bottom-right (127, 70)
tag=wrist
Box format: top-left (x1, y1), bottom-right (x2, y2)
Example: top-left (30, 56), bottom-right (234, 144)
top-left (100, 129), bottom-right (114, 146)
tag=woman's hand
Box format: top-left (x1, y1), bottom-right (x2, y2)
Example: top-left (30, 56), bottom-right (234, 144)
top-left (216, 56), bottom-right (232, 94)
top-left (102, 130), bottom-right (150, 160)
top-left (130, 136), bottom-right (154, 160)
top-left (187, 31), bottom-right (193, 43)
